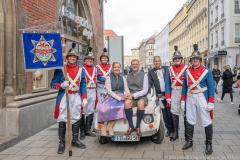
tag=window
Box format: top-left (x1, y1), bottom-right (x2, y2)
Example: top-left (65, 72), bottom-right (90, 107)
top-left (221, 0), bottom-right (224, 17)
top-left (33, 70), bottom-right (48, 90)
top-left (235, 0), bottom-right (240, 14)
top-left (221, 27), bottom-right (225, 45)
top-left (235, 23), bottom-right (240, 43)
top-left (215, 30), bottom-right (219, 47)
top-left (215, 5), bottom-right (219, 22)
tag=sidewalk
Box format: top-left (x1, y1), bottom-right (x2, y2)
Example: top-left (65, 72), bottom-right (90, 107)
top-left (0, 91), bottom-right (240, 160)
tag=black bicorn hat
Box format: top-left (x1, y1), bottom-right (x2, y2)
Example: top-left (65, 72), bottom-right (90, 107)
top-left (172, 46), bottom-right (183, 59)
top-left (67, 43), bottom-right (79, 59)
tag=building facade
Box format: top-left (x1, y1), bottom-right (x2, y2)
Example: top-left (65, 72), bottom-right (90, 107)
top-left (169, 2), bottom-right (189, 61)
top-left (187, 0), bottom-right (209, 64)
top-left (0, 0), bottom-right (104, 148)
top-left (155, 24), bottom-right (170, 66)
top-left (169, 0), bottom-right (208, 64)
top-left (209, 0), bottom-right (240, 70)
top-left (104, 29), bottom-right (118, 49)
top-left (138, 35), bottom-right (155, 71)
top-left (124, 48), bottom-right (140, 68)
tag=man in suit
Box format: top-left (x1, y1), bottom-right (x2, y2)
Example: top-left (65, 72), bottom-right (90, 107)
top-left (148, 56), bottom-right (174, 139)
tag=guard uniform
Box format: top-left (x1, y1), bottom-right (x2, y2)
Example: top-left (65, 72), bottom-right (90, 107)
top-left (96, 48), bottom-right (111, 103)
top-left (81, 48), bottom-right (97, 137)
top-left (165, 46), bottom-right (187, 141)
top-left (181, 44), bottom-right (215, 155)
top-left (51, 47), bottom-right (87, 154)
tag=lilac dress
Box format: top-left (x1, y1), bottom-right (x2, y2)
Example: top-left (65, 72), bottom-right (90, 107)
top-left (97, 74), bottom-right (128, 123)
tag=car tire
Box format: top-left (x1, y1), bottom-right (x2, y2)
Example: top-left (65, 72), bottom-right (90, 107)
top-left (151, 120), bottom-right (165, 144)
top-left (98, 136), bottom-right (109, 144)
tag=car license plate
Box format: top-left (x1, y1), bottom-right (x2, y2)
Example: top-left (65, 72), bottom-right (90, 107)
top-left (112, 135), bottom-right (140, 141)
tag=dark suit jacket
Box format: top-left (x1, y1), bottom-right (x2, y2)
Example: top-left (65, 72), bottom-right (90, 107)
top-left (148, 66), bottom-right (167, 96)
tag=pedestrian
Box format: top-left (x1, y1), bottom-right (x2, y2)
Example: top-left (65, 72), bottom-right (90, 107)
top-left (165, 46), bottom-right (188, 141)
top-left (148, 56), bottom-right (174, 139)
top-left (98, 62), bottom-right (130, 136)
top-left (51, 47), bottom-right (87, 154)
top-left (181, 44), bottom-right (215, 155)
top-left (82, 47), bottom-right (97, 137)
top-left (124, 67), bottom-right (128, 76)
top-left (125, 59), bottom-right (149, 136)
top-left (212, 65), bottom-right (221, 94)
top-left (219, 65), bottom-right (235, 105)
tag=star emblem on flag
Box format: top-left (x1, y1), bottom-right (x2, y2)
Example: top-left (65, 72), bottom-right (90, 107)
top-left (31, 35), bottom-right (57, 66)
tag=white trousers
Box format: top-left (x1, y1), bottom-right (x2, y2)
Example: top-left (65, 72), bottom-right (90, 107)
top-left (186, 93), bottom-right (212, 127)
top-left (58, 93), bottom-right (82, 124)
top-left (86, 88), bottom-right (96, 116)
top-left (170, 88), bottom-right (182, 116)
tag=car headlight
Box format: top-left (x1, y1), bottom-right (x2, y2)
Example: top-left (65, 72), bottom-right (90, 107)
top-left (143, 114), bottom-right (154, 124)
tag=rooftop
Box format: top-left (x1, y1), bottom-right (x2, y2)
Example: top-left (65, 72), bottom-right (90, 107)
top-left (104, 29), bottom-right (118, 37)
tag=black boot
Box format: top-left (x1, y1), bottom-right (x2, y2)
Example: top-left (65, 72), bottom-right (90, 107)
top-left (79, 116), bottom-right (86, 140)
top-left (205, 124), bottom-right (213, 155)
top-left (171, 114), bottom-right (179, 141)
top-left (169, 132), bottom-right (174, 141)
top-left (57, 122), bottom-right (66, 154)
top-left (85, 114), bottom-right (96, 137)
top-left (182, 121), bottom-right (194, 150)
top-left (184, 116), bottom-right (187, 141)
top-left (72, 120), bottom-right (86, 149)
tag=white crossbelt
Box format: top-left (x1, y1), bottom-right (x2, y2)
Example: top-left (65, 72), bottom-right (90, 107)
top-left (187, 68), bottom-right (208, 94)
top-left (97, 65), bottom-right (111, 78)
top-left (172, 86), bottom-right (182, 90)
top-left (67, 68), bottom-right (82, 92)
top-left (170, 65), bottom-right (188, 88)
top-left (83, 67), bottom-right (96, 88)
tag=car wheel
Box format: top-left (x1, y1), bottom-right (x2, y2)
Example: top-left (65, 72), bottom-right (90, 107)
top-left (98, 136), bottom-right (109, 144)
top-left (151, 119), bottom-right (165, 144)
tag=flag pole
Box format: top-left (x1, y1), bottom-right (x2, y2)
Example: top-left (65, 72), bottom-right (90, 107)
top-left (61, 36), bottom-right (73, 156)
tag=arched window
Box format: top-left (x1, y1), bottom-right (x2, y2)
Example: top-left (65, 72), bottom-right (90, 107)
top-left (61, 0), bottom-right (91, 38)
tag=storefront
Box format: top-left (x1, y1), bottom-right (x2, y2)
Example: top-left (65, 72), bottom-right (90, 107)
top-left (0, 0), bottom-right (104, 147)
top-left (208, 50), bottom-right (227, 71)
top-left (30, 0), bottom-right (94, 91)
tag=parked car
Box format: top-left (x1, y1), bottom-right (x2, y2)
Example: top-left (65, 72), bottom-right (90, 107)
top-left (94, 89), bottom-right (165, 144)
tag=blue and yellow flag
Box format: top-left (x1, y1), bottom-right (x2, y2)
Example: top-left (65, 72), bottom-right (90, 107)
top-left (22, 33), bottom-right (63, 71)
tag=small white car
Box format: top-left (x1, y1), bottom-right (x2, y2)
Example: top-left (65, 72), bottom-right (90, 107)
top-left (94, 89), bottom-right (165, 144)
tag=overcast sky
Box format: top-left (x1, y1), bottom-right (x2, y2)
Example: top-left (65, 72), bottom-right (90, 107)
top-left (104, 0), bottom-right (187, 55)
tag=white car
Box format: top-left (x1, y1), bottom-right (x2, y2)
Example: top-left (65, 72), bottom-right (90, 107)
top-left (94, 89), bottom-right (165, 144)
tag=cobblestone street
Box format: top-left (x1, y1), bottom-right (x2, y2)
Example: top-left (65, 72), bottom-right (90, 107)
top-left (0, 91), bottom-right (240, 160)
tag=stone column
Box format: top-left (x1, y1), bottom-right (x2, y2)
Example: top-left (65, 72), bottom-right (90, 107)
top-left (0, 0), bottom-right (5, 108)
top-left (0, 0), bottom-right (6, 136)
top-left (3, 0), bottom-right (16, 102)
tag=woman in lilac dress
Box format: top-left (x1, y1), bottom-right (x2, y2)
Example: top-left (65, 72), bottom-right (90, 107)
top-left (97, 62), bottom-right (130, 136)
